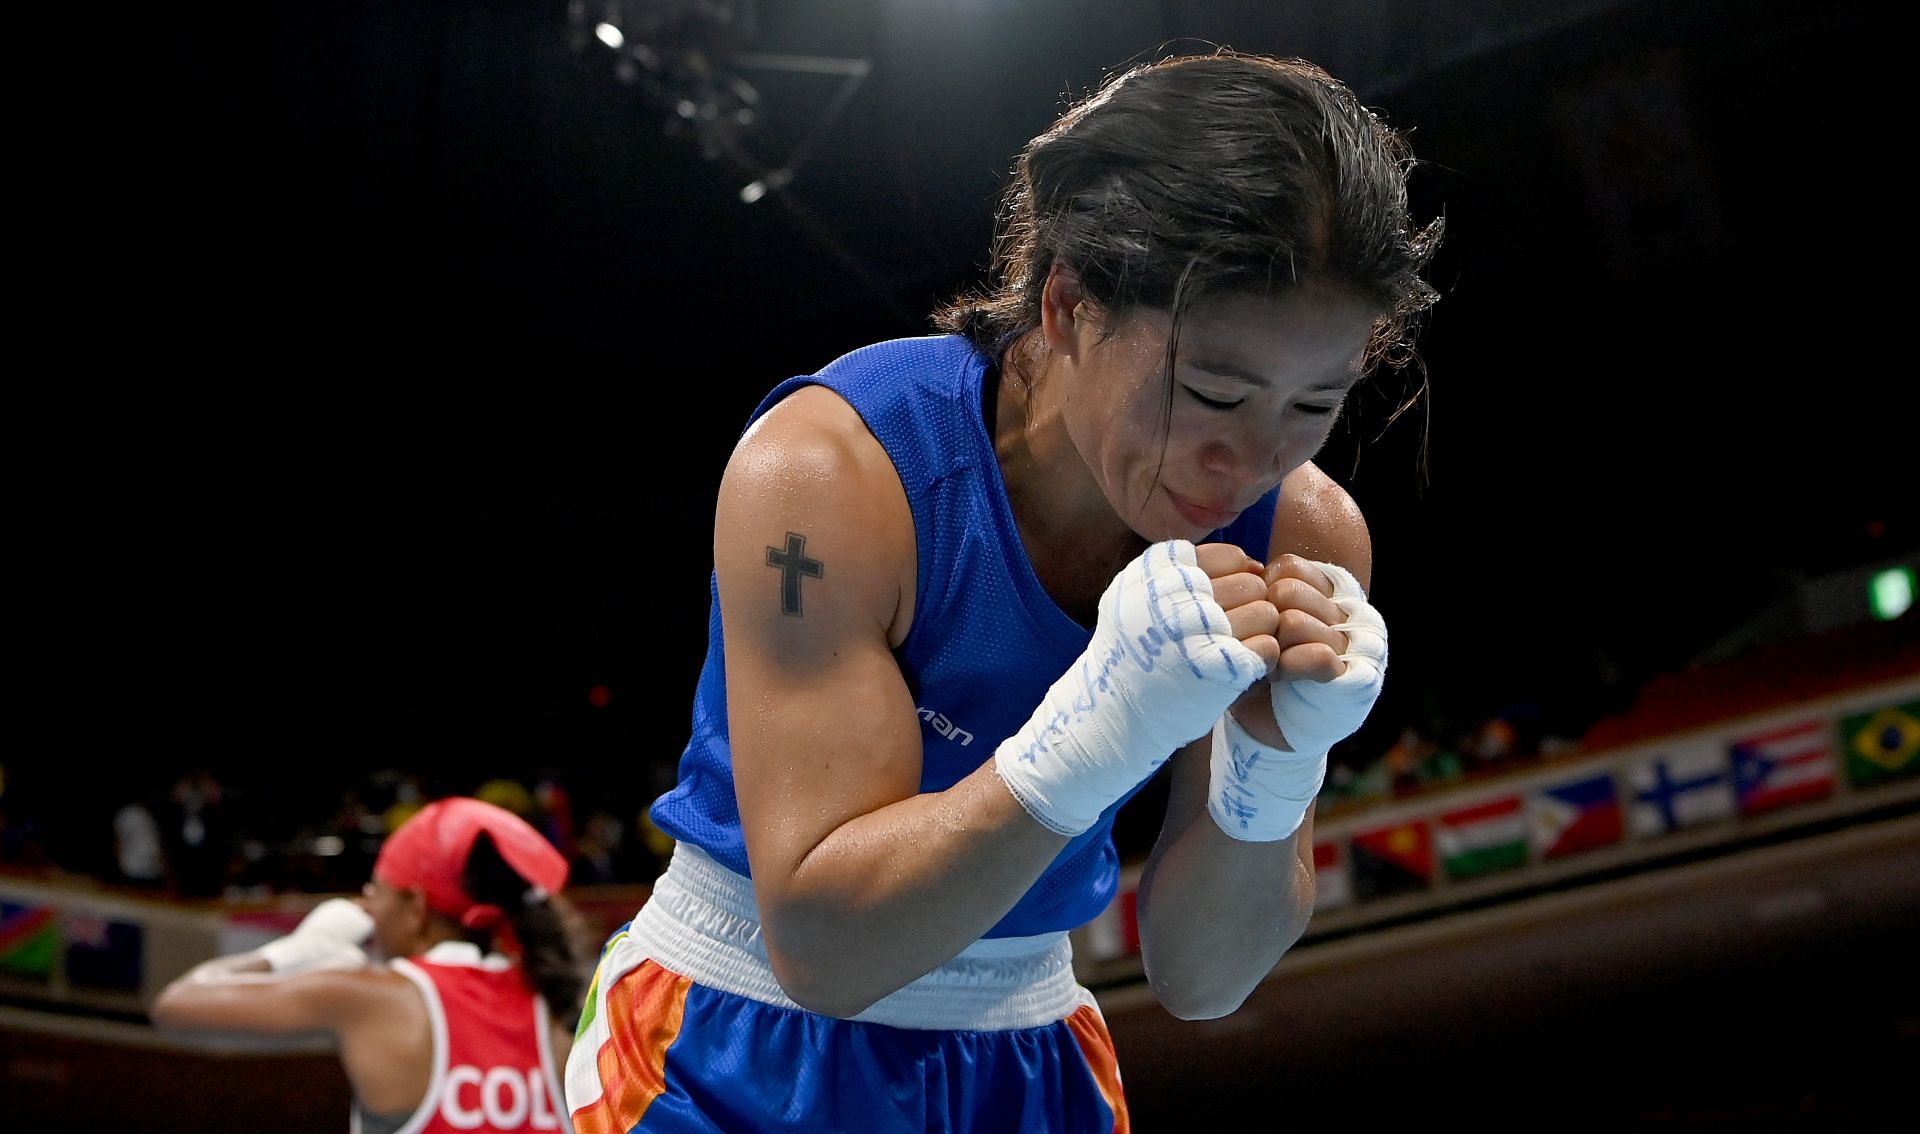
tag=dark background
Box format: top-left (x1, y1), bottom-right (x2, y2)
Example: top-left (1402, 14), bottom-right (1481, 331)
top-left (34, 1), bottom-right (1908, 835)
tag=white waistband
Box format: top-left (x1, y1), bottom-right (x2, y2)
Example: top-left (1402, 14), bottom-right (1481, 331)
top-left (629, 843), bottom-right (1087, 1031)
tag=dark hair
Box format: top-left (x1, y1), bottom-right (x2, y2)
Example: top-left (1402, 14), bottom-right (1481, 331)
top-left (463, 831), bottom-right (595, 1030)
top-left (935, 49), bottom-right (1442, 383)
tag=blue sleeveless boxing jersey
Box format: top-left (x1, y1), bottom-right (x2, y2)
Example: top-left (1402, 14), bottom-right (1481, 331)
top-left (649, 334), bottom-right (1278, 937)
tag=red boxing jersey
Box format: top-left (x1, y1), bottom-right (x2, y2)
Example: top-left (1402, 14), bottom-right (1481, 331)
top-left (367, 943), bottom-right (569, 1133)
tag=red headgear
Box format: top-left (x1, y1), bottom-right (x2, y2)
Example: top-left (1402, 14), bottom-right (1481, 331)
top-left (373, 797), bottom-right (569, 930)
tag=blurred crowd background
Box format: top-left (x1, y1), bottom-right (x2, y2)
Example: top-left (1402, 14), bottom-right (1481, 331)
top-left (7, 600), bottom-right (1911, 905)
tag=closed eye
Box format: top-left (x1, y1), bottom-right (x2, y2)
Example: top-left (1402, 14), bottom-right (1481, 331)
top-left (1183, 386), bottom-right (1241, 411)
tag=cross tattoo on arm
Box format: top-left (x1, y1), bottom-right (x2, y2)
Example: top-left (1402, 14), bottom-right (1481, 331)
top-left (766, 532), bottom-right (823, 615)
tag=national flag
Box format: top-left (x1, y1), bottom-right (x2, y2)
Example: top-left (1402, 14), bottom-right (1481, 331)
top-left (1313, 840), bottom-right (1352, 911)
top-left (1840, 700), bottom-right (1920, 788)
top-left (62, 912), bottom-right (144, 993)
top-left (1526, 772), bottom-right (1623, 860)
top-left (1730, 719), bottom-right (1837, 815)
top-left (1435, 795), bottom-right (1528, 879)
top-left (1349, 819), bottom-right (1433, 901)
top-left (1627, 741), bottom-right (1735, 837)
top-left (0, 901), bottom-right (58, 980)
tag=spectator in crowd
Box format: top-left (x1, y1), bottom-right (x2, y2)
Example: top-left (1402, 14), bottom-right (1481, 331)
top-left (110, 785), bottom-right (169, 891)
top-left (569, 809), bottom-right (628, 886)
top-left (378, 770), bottom-right (430, 835)
top-left (531, 770), bottom-right (577, 866)
top-left (164, 767), bottom-right (235, 899)
top-left (0, 764), bottom-right (53, 872)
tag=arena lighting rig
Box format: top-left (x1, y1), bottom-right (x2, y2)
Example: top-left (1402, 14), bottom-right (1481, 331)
top-left (566, 0), bottom-right (872, 205)
top-left (564, 0), bottom-right (906, 318)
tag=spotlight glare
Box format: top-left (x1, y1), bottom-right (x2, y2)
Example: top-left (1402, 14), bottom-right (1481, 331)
top-left (594, 22), bottom-right (623, 49)
top-left (740, 168), bottom-right (791, 204)
top-left (1869, 565), bottom-right (1915, 621)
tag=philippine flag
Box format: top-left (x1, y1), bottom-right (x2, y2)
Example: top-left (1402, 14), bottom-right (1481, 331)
top-left (1730, 719), bottom-right (1837, 816)
top-left (1526, 772), bottom-right (1624, 860)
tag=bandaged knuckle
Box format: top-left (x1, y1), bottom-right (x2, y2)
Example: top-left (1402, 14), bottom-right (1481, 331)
top-left (1315, 560), bottom-right (1366, 601)
top-left (1339, 655), bottom-right (1384, 687)
top-left (1154, 600), bottom-right (1219, 644)
top-left (1000, 540), bottom-right (1252, 837)
top-left (1343, 627), bottom-right (1388, 664)
top-left (1344, 601), bottom-right (1375, 628)
top-left (1209, 638), bottom-right (1266, 684)
top-left (1143, 568), bottom-right (1201, 606)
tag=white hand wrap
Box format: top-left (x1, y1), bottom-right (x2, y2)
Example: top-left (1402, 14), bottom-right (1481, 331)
top-left (994, 540), bottom-right (1267, 836)
top-left (1266, 560), bottom-right (1388, 758)
top-left (257, 897), bottom-right (374, 974)
top-left (1207, 560), bottom-right (1386, 842)
top-left (1208, 712), bottom-right (1327, 841)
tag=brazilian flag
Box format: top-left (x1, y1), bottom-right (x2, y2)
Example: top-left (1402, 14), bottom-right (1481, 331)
top-left (1839, 699), bottom-right (1920, 788)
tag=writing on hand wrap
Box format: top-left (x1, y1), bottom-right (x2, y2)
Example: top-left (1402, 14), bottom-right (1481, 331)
top-left (1214, 731), bottom-right (1265, 827)
top-left (1206, 712), bottom-right (1329, 842)
top-left (1012, 542), bottom-right (1252, 765)
top-left (993, 540), bottom-right (1271, 838)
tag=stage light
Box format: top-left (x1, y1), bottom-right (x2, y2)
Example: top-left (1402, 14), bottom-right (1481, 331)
top-left (563, 1), bottom-right (868, 205)
top-left (740, 166), bottom-right (790, 204)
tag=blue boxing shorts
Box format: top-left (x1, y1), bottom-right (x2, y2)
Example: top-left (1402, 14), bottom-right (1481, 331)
top-left (564, 844), bottom-right (1130, 1134)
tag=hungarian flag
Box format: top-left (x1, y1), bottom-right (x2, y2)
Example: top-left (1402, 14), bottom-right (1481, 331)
top-left (1840, 699), bottom-right (1920, 788)
top-left (1730, 719), bottom-right (1837, 815)
top-left (0, 901), bottom-right (58, 981)
top-left (1527, 772), bottom-right (1623, 860)
top-left (1313, 840), bottom-right (1352, 912)
top-left (1435, 795), bottom-right (1528, 879)
top-left (1349, 819), bottom-right (1433, 901)
top-left (1627, 740), bottom-right (1735, 837)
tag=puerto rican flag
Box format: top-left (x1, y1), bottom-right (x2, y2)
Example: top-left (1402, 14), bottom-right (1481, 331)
top-left (1730, 719), bottom-right (1836, 816)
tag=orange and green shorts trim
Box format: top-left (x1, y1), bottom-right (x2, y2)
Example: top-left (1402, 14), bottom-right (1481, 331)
top-left (564, 927), bottom-right (1128, 1134)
